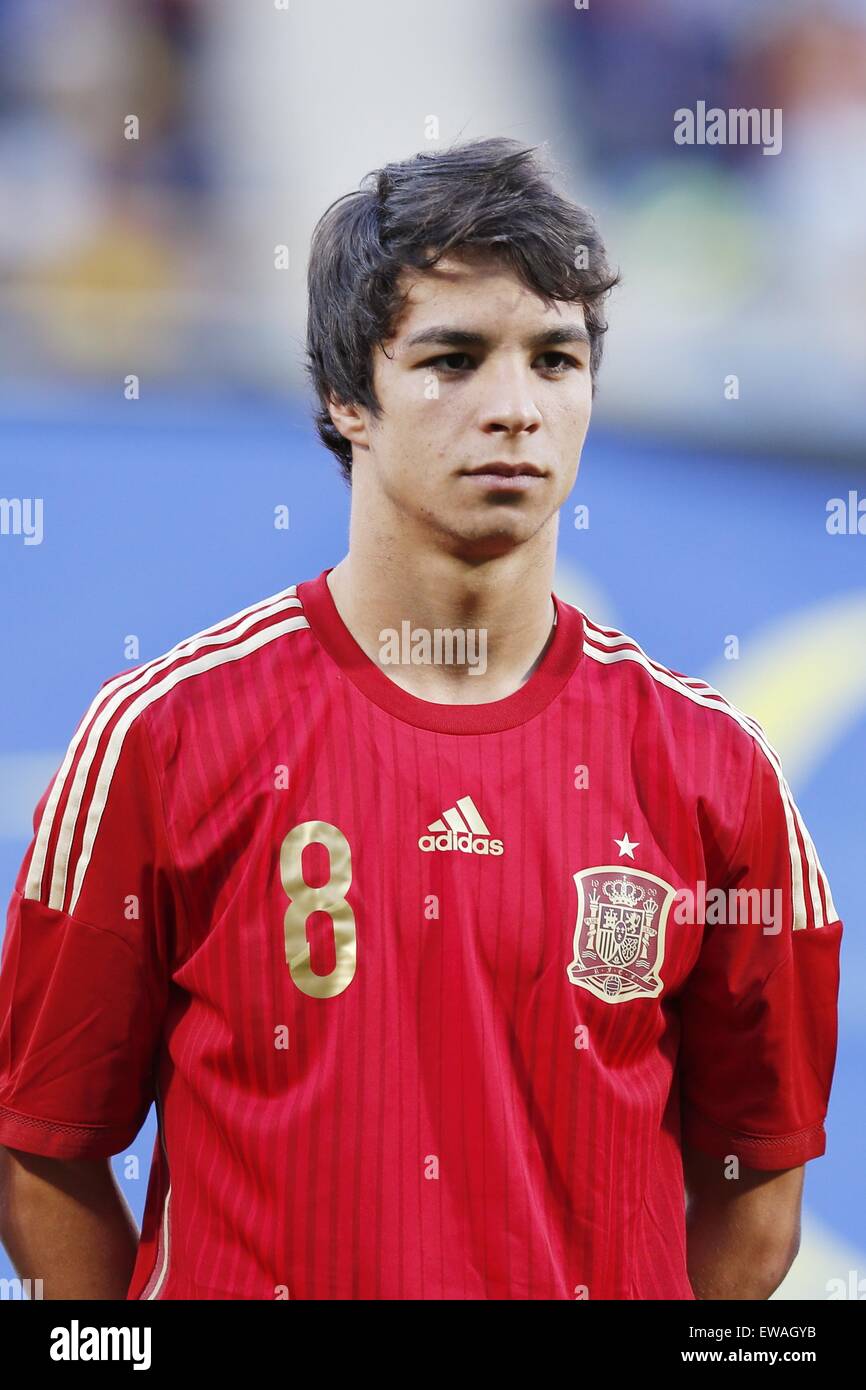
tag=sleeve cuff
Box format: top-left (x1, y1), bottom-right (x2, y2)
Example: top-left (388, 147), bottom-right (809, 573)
top-left (682, 1106), bottom-right (827, 1171)
top-left (0, 1103), bottom-right (141, 1159)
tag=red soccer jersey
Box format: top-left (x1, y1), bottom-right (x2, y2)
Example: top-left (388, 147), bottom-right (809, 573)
top-left (0, 568), bottom-right (843, 1300)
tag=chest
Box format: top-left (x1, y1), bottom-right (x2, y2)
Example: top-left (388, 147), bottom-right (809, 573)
top-left (171, 714), bottom-right (709, 1027)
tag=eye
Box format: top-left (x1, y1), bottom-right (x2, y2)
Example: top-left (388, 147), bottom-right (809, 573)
top-left (425, 352), bottom-right (475, 374)
top-left (536, 351), bottom-right (581, 374)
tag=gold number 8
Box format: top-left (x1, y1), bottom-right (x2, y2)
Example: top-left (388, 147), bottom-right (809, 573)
top-left (279, 821), bottom-right (357, 998)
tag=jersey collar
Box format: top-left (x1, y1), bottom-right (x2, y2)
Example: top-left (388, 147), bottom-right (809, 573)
top-left (297, 567), bottom-right (584, 734)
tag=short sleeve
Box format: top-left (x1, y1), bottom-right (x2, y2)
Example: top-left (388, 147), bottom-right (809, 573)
top-left (0, 684), bottom-right (179, 1159)
top-left (679, 732), bottom-right (843, 1171)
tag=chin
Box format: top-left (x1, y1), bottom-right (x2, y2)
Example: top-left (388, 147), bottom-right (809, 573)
top-left (444, 520), bottom-right (537, 560)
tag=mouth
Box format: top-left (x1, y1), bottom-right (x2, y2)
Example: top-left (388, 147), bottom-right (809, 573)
top-left (460, 462), bottom-right (547, 490)
top-left (465, 462), bottom-right (545, 477)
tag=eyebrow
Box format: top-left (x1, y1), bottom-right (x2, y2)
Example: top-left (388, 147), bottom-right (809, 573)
top-left (402, 323), bottom-right (591, 352)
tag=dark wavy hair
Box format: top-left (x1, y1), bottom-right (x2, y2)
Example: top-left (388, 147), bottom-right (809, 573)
top-left (305, 137), bottom-right (619, 484)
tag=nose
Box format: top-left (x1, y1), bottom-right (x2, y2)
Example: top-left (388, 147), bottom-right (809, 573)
top-left (476, 355), bottom-right (543, 436)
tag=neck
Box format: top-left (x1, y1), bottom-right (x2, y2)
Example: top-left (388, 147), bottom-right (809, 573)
top-left (326, 513), bottom-right (559, 705)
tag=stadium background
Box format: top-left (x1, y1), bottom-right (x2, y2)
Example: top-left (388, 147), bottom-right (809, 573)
top-left (1, 0), bottom-right (864, 1298)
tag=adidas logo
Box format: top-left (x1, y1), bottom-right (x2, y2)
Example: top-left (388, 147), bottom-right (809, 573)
top-left (418, 795), bottom-right (504, 855)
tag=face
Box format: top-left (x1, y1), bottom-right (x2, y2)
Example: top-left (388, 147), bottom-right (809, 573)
top-left (329, 250), bottom-right (593, 561)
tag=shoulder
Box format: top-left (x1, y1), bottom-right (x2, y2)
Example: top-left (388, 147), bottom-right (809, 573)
top-left (573, 607), bottom-right (837, 920)
top-left (23, 583), bottom-right (312, 912)
top-left (576, 605), bottom-right (770, 771)
top-left (99, 581), bottom-right (312, 740)
top-left (24, 583), bottom-right (316, 920)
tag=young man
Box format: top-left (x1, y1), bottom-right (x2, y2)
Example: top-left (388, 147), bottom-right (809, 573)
top-left (0, 139), bottom-right (842, 1301)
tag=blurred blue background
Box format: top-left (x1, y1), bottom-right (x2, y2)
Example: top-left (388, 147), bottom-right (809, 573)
top-left (1, 0), bottom-right (864, 1299)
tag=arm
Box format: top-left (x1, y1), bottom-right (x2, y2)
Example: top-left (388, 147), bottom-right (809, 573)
top-left (684, 1142), bottom-right (803, 1299)
top-left (0, 1145), bottom-right (139, 1299)
top-left (677, 730), bottom-right (842, 1298)
top-left (0, 697), bottom-right (180, 1299)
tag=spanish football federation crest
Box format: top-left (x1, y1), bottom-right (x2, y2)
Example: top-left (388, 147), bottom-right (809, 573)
top-left (567, 867), bottom-right (677, 1004)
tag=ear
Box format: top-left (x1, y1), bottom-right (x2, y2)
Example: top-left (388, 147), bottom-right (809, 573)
top-left (327, 395), bottom-right (370, 451)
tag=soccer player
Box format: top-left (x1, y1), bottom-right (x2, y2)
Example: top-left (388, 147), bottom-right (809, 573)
top-left (0, 139), bottom-right (842, 1300)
